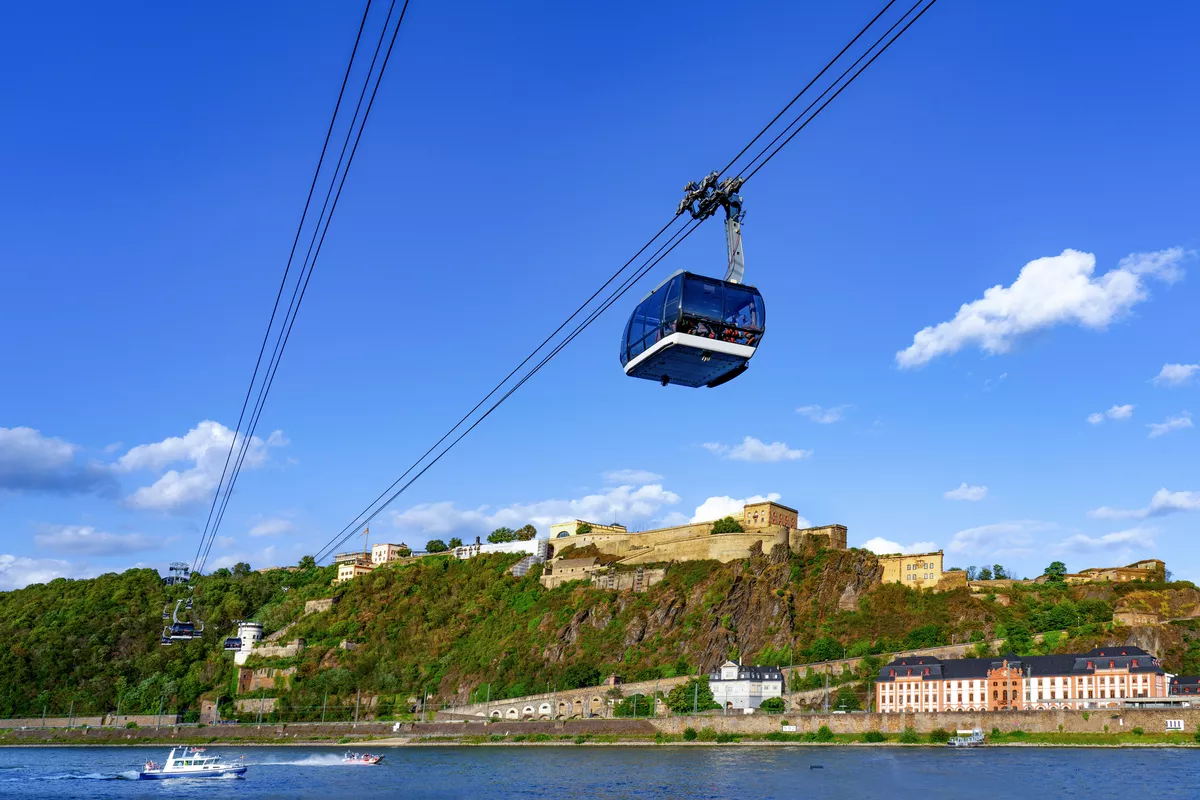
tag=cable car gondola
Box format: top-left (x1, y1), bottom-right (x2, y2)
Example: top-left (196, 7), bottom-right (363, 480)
top-left (161, 598), bottom-right (204, 644)
top-left (620, 173), bottom-right (765, 388)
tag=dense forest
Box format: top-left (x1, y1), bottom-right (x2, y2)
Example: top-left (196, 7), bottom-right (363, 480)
top-left (1, 541), bottom-right (1197, 719)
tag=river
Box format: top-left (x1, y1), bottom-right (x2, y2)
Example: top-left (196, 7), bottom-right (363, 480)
top-left (1, 745), bottom-right (1196, 799)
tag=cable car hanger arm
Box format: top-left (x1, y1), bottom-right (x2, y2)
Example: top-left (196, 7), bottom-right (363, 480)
top-left (676, 172), bottom-right (746, 284)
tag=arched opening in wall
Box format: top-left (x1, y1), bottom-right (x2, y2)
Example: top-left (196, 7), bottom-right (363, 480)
top-left (506, 708), bottom-right (519, 719)
top-left (522, 706), bottom-right (535, 718)
top-left (557, 701), bottom-right (567, 718)
top-left (538, 703), bottom-right (551, 718)
top-left (490, 710), bottom-right (502, 719)
top-left (592, 697), bottom-right (603, 716)
top-left (546, 544), bottom-right (555, 559)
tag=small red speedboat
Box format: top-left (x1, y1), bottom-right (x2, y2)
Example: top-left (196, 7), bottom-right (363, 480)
top-left (342, 752), bottom-right (384, 765)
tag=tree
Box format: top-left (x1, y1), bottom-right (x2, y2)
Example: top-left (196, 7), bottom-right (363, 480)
top-left (665, 677), bottom-right (719, 714)
top-left (805, 636), bottom-right (842, 663)
top-left (487, 527), bottom-right (516, 544)
top-left (515, 525), bottom-right (537, 541)
top-left (561, 664), bottom-right (600, 690)
top-left (396, 546), bottom-right (411, 558)
top-left (613, 694), bottom-right (654, 717)
top-left (977, 566), bottom-right (994, 581)
top-left (966, 566), bottom-right (978, 581)
top-left (758, 697), bottom-right (786, 714)
top-left (834, 685), bottom-right (861, 711)
top-left (426, 539), bottom-right (448, 553)
top-left (298, 555), bottom-right (316, 571)
top-left (575, 522), bottom-right (593, 535)
top-left (993, 564), bottom-right (1010, 580)
top-left (1002, 623), bottom-right (1035, 655)
top-left (1043, 561), bottom-right (1068, 583)
top-left (448, 537), bottom-right (463, 549)
top-left (232, 562), bottom-right (252, 577)
top-left (711, 516), bottom-right (744, 534)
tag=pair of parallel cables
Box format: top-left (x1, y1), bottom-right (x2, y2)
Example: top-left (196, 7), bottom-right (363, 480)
top-left (311, 0), bottom-right (939, 563)
top-left (191, 0), bottom-right (411, 575)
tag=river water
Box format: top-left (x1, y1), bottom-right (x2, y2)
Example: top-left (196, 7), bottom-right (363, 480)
top-left (0, 745), bottom-right (1195, 799)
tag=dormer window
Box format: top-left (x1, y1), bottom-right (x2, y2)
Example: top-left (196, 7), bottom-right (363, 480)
top-left (924, 668), bottom-right (931, 676)
top-left (890, 669), bottom-right (895, 677)
top-left (907, 669), bottom-right (912, 676)
top-left (1087, 661), bottom-right (1094, 669)
top-left (1109, 661), bottom-right (1115, 668)
top-left (1132, 659), bottom-right (1139, 668)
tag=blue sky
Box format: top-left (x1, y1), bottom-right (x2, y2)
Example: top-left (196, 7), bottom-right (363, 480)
top-left (1, 1), bottom-right (1197, 590)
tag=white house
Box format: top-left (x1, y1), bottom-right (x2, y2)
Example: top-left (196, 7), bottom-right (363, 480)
top-left (452, 538), bottom-right (548, 561)
top-left (708, 660), bottom-right (784, 711)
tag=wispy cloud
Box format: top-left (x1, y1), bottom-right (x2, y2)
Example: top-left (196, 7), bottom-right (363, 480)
top-left (944, 483), bottom-right (988, 502)
top-left (1147, 412), bottom-right (1193, 438)
top-left (117, 421), bottom-right (287, 512)
top-left (862, 537), bottom-right (938, 555)
top-left (1089, 488), bottom-right (1200, 520)
top-left (0, 426), bottom-right (117, 496)
top-left (702, 436), bottom-right (811, 463)
top-left (0, 553), bottom-right (92, 591)
top-left (602, 469), bottom-right (663, 485)
top-left (248, 518), bottom-right (294, 538)
top-left (1153, 363), bottom-right (1199, 387)
top-left (1054, 526), bottom-right (1156, 555)
top-left (896, 247), bottom-right (1189, 368)
top-left (1087, 404), bottom-right (1134, 425)
top-left (947, 520), bottom-right (1057, 558)
top-left (796, 405), bottom-right (851, 424)
top-left (33, 524), bottom-right (161, 556)
top-left (391, 484), bottom-right (681, 538)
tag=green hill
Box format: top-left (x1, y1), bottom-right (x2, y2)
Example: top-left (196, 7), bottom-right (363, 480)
top-left (0, 541), bottom-right (1194, 719)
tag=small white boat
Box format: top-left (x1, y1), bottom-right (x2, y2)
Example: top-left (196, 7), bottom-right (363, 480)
top-left (138, 747), bottom-right (247, 779)
top-left (947, 728), bottom-right (985, 748)
top-left (343, 751), bottom-right (384, 765)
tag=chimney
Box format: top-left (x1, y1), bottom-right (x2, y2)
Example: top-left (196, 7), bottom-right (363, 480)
top-left (475, 536), bottom-right (481, 546)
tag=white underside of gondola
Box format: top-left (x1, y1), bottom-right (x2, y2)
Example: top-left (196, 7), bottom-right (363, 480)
top-left (623, 332), bottom-right (756, 387)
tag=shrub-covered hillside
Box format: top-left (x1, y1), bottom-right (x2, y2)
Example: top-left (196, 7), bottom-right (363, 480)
top-left (0, 541), bottom-right (1195, 718)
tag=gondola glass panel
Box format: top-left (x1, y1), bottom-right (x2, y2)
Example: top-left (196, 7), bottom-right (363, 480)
top-left (621, 271), bottom-right (764, 388)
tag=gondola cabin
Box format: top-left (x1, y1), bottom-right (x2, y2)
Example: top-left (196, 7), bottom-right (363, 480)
top-left (223, 637), bottom-right (242, 651)
top-left (620, 271), bottom-right (765, 388)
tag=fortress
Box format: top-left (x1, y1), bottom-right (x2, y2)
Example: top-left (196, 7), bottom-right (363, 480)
top-left (540, 500), bottom-right (846, 588)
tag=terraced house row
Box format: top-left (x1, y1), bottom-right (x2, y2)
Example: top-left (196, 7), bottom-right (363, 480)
top-left (876, 646), bottom-right (1168, 712)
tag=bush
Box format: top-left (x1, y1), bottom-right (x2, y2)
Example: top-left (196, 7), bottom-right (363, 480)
top-left (715, 732), bottom-right (737, 743)
top-left (574, 735), bottom-right (587, 745)
top-left (899, 727), bottom-right (919, 744)
top-left (711, 516), bottom-right (744, 534)
top-left (815, 725), bottom-right (834, 742)
top-left (759, 697), bottom-right (786, 714)
top-left (1193, 728), bottom-right (1200, 744)
top-left (683, 727), bottom-right (697, 741)
top-left (697, 726), bottom-right (718, 742)
top-left (1131, 727), bottom-right (1144, 736)
top-left (928, 728), bottom-right (951, 743)
top-left (861, 730), bottom-right (885, 743)
top-left (124, 721), bottom-right (138, 729)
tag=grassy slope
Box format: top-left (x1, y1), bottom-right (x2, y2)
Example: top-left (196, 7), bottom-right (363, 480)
top-left (1, 544), bottom-right (1197, 718)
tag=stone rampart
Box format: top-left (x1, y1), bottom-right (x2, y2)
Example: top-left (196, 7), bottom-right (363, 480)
top-left (650, 708), bottom-right (1200, 735)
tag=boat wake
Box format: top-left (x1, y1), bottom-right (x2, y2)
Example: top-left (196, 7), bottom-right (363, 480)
top-left (257, 754), bottom-right (347, 767)
top-left (1, 770), bottom-right (139, 781)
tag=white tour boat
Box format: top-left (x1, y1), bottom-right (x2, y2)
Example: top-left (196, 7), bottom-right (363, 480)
top-left (343, 751), bottom-right (384, 765)
top-left (138, 747), bottom-right (247, 780)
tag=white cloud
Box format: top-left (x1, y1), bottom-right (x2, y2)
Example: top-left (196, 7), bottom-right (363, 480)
top-left (210, 544), bottom-right (278, 572)
top-left (1147, 412), bottom-right (1193, 438)
top-left (896, 247), bottom-right (1188, 368)
top-left (702, 436), bottom-right (811, 462)
top-left (862, 536), bottom-right (939, 555)
top-left (390, 484), bottom-right (681, 538)
top-left (1054, 526), bottom-right (1156, 556)
top-left (602, 469), bottom-right (663, 485)
top-left (947, 520), bottom-right (1056, 558)
top-left (1089, 488), bottom-right (1200, 520)
top-left (118, 421), bottom-right (287, 512)
top-left (248, 518), bottom-right (294, 538)
top-left (796, 405), bottom-right (850, 424)
top-left (1088, 404), bottom-right (1135, 425)
top-left (688, 492), bottom-right (811, 527)
top-left (0, 554), bottom-right (91, 590)
top-left (0, 426), bottom-right (116, 495)
top-left (33, 525), bottom-right (160, 556)
top-left (1154, 363), bottom-right (1199, 387)
top-left (944, 483), bottom-right (988, 502)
